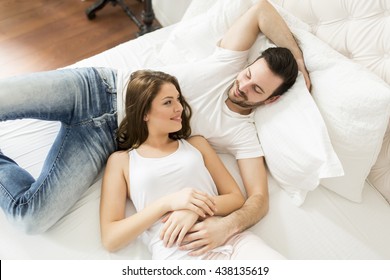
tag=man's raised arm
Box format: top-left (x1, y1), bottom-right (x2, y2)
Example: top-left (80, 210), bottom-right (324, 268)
top-left (221, 0), bottom-right (311, 90)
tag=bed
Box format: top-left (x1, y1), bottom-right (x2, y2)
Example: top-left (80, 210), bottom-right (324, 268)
top-left (1, 0), bottom-right (389, 260)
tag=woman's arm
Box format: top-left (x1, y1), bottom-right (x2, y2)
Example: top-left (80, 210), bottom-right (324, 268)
top-left (187, 136), bottom-right (245, 216)
top-left (100, 151), bottom-right (169, 252)
top-left (100, 151), bottom-right (217, 252)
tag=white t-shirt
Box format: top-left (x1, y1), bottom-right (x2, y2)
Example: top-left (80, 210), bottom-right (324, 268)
top-left (117, 47), bottom-right (263, 159)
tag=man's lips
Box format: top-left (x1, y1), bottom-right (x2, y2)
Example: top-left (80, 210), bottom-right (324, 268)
top-left (234, 82), bottom-right (244, 98)
top-left (234, 87), bottom-right (241, 98)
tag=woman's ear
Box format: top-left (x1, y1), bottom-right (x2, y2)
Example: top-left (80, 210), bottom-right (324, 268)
top-left (144, 114), bottom-right (149, 122)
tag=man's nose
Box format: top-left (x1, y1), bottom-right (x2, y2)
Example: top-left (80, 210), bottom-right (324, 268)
top-left (239, 79), bottom-right (250, 93)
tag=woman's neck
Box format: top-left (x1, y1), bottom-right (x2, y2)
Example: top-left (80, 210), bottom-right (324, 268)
top-left (137, 135), bottom-right (178, 158)
top-left (142, 134), bottom-right (174, 148)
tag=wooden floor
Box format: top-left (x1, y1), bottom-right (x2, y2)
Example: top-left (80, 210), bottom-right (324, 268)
top-left (0, 0), bottom-right (158, 78)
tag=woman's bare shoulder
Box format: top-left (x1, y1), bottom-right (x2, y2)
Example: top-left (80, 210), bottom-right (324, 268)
top-left (106, 150), bottom-right (129, 166)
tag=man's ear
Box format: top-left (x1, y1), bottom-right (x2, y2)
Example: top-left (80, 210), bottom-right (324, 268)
top-left (264, 95), bottom-right (280, 104)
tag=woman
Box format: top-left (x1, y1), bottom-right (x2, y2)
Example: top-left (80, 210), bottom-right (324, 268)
top-left (99, 70), bottom-right (284, 260)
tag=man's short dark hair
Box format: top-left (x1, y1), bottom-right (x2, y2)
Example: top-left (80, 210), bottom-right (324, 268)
top-left (252, 47), bottom-right (298, 97)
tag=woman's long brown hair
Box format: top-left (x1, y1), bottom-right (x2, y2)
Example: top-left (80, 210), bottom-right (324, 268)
top-left (116, 70), bottom-right (192, 151)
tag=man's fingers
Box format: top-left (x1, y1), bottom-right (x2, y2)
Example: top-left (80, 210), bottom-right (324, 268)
top-left (304, 74), bottom-right (312, 92)
top-left (179, 239), bottom-right (206, 252)
top-left (180, 230), bottom-right (204, 247)
top-left (188, 245), bottom-right (211, 257)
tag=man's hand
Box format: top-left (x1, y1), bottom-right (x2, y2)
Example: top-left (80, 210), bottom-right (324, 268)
top-left (160, 210), bottom-right (199, 248)
top-left (178, 216), bottom-right (229, 256)
top-left (296, 57), bottom-right (311, 92)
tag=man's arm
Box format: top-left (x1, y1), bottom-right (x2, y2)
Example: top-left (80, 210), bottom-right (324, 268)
top-left (178, 157), bottom-right (268, 256)
top-left (221, 0), bottom-right (311, 90)
top-left (223, 157), bottom-right (269, 234)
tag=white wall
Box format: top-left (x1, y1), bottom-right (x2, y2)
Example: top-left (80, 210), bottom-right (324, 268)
top-left (152, 0), bottom-right (192, 26)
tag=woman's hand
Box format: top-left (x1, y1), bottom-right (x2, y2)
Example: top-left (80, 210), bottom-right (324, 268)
top-left (165, 188), bottom-right (216, 218)
top-left (159, 210), bottom-right (199, 248)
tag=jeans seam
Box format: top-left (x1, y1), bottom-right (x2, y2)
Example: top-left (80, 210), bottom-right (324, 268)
top-left (0, 180), bottom-right (16, 203)
top-left (14, 127), bottom-right (72, 207)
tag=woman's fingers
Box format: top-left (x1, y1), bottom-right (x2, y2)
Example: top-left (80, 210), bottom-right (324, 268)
top-left (166, 226), bottom-right (181, 248)
top-left (161, 220), bottom-right (173, 246)
top-left (190, 191), bottom-right (216, 216)
top-left (170, 188), bottom-right (216, 216)
top-left (176, 228), bottom-right (187, 247)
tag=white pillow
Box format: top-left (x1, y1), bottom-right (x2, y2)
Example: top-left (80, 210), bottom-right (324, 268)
top-left (249, 32), bottom-right (345, 206)
top-left (254, 73), bottom-right (344, 205)
top-left (157, 0), bottom-right (345, 205)
top-left (292, 28), bottom-right (390, 202)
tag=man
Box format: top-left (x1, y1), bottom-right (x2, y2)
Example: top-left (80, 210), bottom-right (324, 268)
top-left (0, 0), bottom-right (310, 246)
top-left (156, 0), bottom-right (310, 256)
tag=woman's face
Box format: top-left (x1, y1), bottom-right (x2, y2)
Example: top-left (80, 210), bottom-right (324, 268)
top-left (144, 83), bottom-right (184, 135)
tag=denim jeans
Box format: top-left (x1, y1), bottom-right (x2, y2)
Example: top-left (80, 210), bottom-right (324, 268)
top-left (0, 67), bottom-right (118, 234)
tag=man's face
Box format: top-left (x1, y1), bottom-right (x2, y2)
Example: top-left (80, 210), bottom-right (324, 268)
top-left (227, 58), bottom-right (283, 113)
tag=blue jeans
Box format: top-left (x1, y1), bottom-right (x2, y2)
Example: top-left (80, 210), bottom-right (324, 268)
top-left (0, 67), bottom-right (118, 234)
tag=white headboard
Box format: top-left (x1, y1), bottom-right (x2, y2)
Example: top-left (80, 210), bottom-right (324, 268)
top-left (271, 0), bottom-right (390, 85)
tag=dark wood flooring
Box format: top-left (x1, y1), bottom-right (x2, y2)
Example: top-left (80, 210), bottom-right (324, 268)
top-left (0, 0), bottom-right (158, 78)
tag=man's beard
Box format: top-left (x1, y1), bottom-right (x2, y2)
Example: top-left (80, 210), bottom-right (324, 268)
top-left (227, 81), bottom-right (266, 110)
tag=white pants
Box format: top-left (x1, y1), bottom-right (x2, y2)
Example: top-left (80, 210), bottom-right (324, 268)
top-left (202, 231), bottom-right (285, 260)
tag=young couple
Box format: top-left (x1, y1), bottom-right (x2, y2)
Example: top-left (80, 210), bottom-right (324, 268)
top-left (0, 0), bottom-right (310, 259)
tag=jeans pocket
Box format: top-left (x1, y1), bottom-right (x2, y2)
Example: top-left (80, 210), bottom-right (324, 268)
top-left (94, 68), bottom-right (117, 95)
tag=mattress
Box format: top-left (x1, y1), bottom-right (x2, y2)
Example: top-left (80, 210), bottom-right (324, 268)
top-left (1, 13), bottom-right (390, 260)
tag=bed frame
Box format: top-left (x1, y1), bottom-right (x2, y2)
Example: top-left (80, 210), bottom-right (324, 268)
top-left (86, 0), bottom-right (157, 36)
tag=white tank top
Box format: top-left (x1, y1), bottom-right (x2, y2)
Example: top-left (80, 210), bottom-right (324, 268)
top-left (129, 139), bottom-right (219, 259)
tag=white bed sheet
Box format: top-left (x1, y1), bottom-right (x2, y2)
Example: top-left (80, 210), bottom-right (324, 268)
top-left (1, 22), bottom-right (390, 260)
